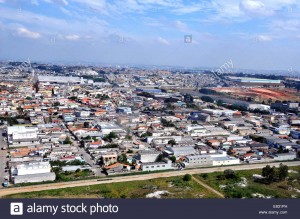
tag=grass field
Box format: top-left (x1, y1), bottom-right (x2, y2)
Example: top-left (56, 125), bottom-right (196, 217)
top-left (5, 176), bottom-right (219, 199)
top-left (195, 166), bottom-right (300, 198)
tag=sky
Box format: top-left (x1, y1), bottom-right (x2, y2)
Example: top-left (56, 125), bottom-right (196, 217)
top-left (0, 0), bottom-right (300, 71)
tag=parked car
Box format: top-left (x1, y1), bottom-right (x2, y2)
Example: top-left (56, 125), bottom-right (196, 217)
top-left (2, 182), bottom-right (9, 187)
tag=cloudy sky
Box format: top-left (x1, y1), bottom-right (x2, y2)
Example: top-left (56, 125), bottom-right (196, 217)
top-left (0, 0), bottom-right (300, 71)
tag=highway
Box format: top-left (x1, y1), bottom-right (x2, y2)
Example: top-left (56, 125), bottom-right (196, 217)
top-left (0, 161), bottom-right (299, 198)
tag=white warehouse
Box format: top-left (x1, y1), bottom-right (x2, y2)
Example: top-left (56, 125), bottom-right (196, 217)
top-left (211, 156), bottom-right (240, 166)
top-left (11, 161), bottom-right (51, 176)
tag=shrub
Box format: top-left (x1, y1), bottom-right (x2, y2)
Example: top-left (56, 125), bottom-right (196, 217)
top-left (183, 174), bottom-right (192, 181)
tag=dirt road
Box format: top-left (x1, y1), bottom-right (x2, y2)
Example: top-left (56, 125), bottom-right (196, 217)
top-left (192, 176), bottom-right (225, 198)
top-left (1, 161), bottom-right (299, 198)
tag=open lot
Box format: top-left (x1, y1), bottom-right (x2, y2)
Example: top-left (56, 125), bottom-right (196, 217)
top-left (4, 176), bottom-right (219, 199)
top-left (195, 166), bottom-right (300, 198)
top-left (212, 87), bottom-right (300, 102)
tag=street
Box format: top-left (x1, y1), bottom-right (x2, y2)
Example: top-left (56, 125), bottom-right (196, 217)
top-left (0, 127), bottom-right (8, 187)
top-left (79, 147), bottom-right (103, 177)
top-left (67, 129), bottom-right (103, 177)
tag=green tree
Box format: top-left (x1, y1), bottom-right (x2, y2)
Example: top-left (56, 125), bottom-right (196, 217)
top-left (83, 121), bottom-right (89, 128)
top-left (53, 102), bottom-right (60, 107)
top-left (262, 165), bottom-right (276, 183)
top-left (64, 136), bottom-right (72, 145)
top-left (224, 169), bottom-right (236, 179)
top-left (170, 156), bottom-right (176, 163)
top-left (201, 173), bottom-right (208, 180)
top-left (161, 118), bottom-right (175, 127)
top-left (103, 132), bottom-right (118, 142)
top-left (118, 154), bottom-right (127, 164)
top-left (201, 96), bottom-right (214, 103)
top-left (83, 135), bottom-right (91, 140)
top-left (217, 100), bottom-right (224, 106)
top-left (69, 96), bottom-right (78, 101)
top-left (141, 132), bottom-right (152, 138)
top-left (52, 166), bottom-right (62, 174)
top-left (168, 139), bottom-right (177, 146)
top-left (127, 149), bottom-right (134, 154)
top-left (183, 174), bottom-right (192, 181)
top-left (277, 163), bottom-right (288, 181)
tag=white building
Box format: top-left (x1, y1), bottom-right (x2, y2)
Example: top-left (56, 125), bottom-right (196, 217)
top-left (7, 126), bottom-right (38, 140)
top-left (11, 161), bottom-right (51, 176)
top-left (14, 173), bottom-right (56, 184)
top-left (97, 122), bottom-right (126, 135)
top-left (248, 104), bottom-right (270, 111)
top-left (211, 156), bottom-right (240, 166)
top-left (185, 151), bottom-right (240, 167)
top-left (38, 75), bottom-right (85, 84)
top-left (185, 125), bottom-right (204, 132)
top-left (62, 165), bottom-right (91, 172)
top-left (202, 109), bottom-right (239, 117)
top-left (141, 160), bottom-right (172, 171)
top-left (7, 125), bottom-right (39, 147)
top-left (275, 125), bottom-right (291, 135)
top-left (135, 150), bottom-right (161, 163)
top-left (165, 146), bottom-right (196, 157)
top-left (185, 155), bottom-right (212, 166)
top-left (271, 153), bottom-right (297, 161)
top-left (147, 136), bottom-right (182, 144)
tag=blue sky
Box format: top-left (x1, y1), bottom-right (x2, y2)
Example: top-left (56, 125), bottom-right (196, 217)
top-left (0, 0), bottom-right (300, 71)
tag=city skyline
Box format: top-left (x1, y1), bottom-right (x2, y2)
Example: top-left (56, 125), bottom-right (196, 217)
top-left (0, 0), bottom-right (300, 71)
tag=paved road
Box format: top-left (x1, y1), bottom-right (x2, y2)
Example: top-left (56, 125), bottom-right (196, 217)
top-left (79, 147), bottom-right (103, 176)
top-left (0, 161), bottom-right (299, 198)
top-left (192, 176), bottom-right (225, 198)
top-left (66, 125), bottom-right (103, 177)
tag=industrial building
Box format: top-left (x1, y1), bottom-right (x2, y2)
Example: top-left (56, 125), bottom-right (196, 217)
top-left (10, 161), bottom-right (55, 184)
top-left (14, 173), bottom-right (56, 184)
top-left (141, 160), bottom-right (172, 171)
top-left (38, 75), bottom-right (85, 84)
top-left (231, 77), bottom-right (282, 84)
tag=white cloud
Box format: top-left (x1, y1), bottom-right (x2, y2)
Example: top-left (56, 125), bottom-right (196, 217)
top-left (17, 27), bottom-right (41, 38)
top-left (270, 19), bottom-right (300, 32)
top-left (240, 0), bottom-right (274, 16)
top-left (45, 0), bottom-right (68, 6)
top-left (172, 4), bottom-right (206, 14)
top-left (64, 34), bottom-right (80, 40)
top-left (255, 34), bottom-right (272, 41)
top-left (31, 0), bottom-right (39, 5)
top-left (156, 37), bottom-right (170, 45)
top-left (173, 20), bottom-right (188, 32)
